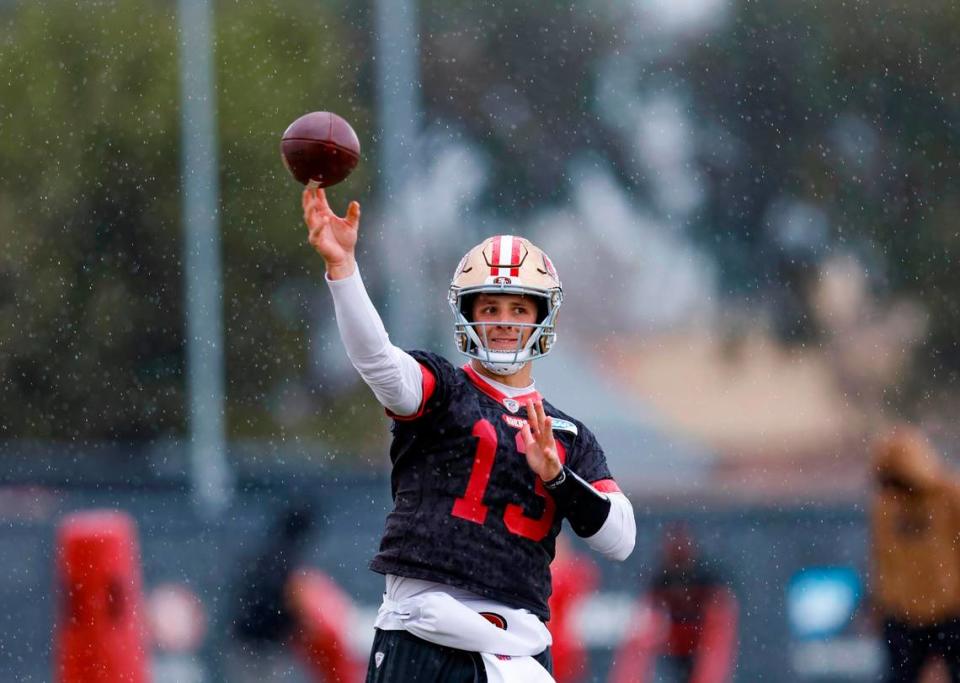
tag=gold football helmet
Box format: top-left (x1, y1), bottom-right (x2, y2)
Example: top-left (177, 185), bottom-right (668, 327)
top-left (448, 235), bottom-right (563, 375)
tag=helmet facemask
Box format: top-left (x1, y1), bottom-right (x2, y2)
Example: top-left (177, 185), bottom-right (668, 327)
top-left (448, 235), bottom-right (562, 376)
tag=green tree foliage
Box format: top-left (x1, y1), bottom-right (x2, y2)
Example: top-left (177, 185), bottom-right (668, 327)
top-left (418, 0), bottom-right (622, 213)
top-left (679, 0), bottom-right (960, 367)
top-left (0, 0), bottom-right (184, 439)
top-left (4, 0), bottom-right (960, 443)
top-left (0, 0), bottom-right (370, 440)
top-left (416, 0), bottom-right (960, 402)
top-left (213, 0), bottom-right (371, 437)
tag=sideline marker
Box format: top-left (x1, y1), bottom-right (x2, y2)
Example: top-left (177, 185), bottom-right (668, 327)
top-left (54, 510), bottom-right (149, 683)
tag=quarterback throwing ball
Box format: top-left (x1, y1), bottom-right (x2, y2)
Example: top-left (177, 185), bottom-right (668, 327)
top-left (303, 187), bottom-right (636, 683)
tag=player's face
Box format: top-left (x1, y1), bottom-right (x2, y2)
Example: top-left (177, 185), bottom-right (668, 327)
top-left (471, 294), bottom-right (538, 351)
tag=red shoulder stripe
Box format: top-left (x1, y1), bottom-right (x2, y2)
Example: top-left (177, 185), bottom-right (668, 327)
top-left (591, 479), bottom-right (621, 494)
top-left (386, 362), bottom-right (437, 421)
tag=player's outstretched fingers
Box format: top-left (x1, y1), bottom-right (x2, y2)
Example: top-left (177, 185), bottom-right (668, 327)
top-left (535, 401), bottom-right (554, 444)
top-left (346, 201), bottom-right (361, 228)
top-left (526, 399), bottom-right (540, 436)
top-left (316, 187), bottom-right (333, 213)
top-left (303, 190), bottom-right (318, 226)
top-left (520, 422), bottom-right (536, 450)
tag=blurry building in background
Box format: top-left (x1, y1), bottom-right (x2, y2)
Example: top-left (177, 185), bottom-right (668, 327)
top-left (536, 347), bottom-right (716, 495)
top-left (591, 247), bottom-right (928, 502)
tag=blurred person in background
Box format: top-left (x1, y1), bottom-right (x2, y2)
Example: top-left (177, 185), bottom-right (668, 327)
top-left (870, 425), bottom-right (960, 683)
top-left (303, 187), bottom-right (636, 682)
top-left (548, 536), bottom-right (600, 683)
top-left (609, 523), bottom-right (737, 683)
top-left (228, 498), bottom-right (362, 682)
top-left (229, 499), bottom-right (317, 679)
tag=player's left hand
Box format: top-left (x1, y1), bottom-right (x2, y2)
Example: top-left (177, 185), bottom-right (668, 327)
top-left (521, 399), bottom-right (563, 482)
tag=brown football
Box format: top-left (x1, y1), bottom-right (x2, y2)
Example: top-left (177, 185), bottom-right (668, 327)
top-left (280, 111), bottom-right (361, 187)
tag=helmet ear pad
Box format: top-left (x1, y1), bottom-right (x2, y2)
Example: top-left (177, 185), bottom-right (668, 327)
top-left (538, 308), bottom-right (558, 354)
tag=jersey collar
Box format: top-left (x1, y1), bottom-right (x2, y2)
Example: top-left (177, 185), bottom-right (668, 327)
top-left (462, 363), bottom-right (541, 411)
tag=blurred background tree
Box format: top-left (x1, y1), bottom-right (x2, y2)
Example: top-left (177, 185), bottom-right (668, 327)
top-left (1, 0), bottom-right (958, 450)
top-left (678, 0), bottom-right (960, 409)
top-left (0, 0), bottom-right (185, 439)
top-left (0, 0), bottom-right (374, 445)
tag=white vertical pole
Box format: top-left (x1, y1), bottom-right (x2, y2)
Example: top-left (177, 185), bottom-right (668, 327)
top-left (177, 0), bottom-right (231, 518)
top-left (374, 0), bottom-right (425, 346)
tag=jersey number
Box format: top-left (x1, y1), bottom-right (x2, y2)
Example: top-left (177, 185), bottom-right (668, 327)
top-left (451, 419), bottom-right (566, 542)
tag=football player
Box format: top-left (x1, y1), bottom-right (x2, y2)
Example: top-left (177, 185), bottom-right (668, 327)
top-left (303, 187), bottom-right (636, 682)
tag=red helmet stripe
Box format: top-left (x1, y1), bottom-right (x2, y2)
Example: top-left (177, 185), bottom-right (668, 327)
top-left (490, 236), bottom-right (502, 276)
top-left (510, 237), bottom-right (521, 277)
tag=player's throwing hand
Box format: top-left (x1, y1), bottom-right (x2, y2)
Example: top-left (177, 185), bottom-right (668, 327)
top-left (303, 187), bottom-right (361, 279)
top-left (521, 398), bottom-right (563, 482)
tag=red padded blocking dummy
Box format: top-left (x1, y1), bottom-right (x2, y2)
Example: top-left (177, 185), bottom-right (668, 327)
top-left (54, 510), bottom-right (149, 683)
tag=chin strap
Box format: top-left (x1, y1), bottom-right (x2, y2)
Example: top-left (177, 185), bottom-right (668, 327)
top-left (480, 360), bottom-right (528, 376)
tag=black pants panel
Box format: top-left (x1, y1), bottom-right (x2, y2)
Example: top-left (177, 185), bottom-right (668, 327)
top-left (365, 628), bottom-right (552, 683)
top-left (883, 618), bottom-right (960, 683)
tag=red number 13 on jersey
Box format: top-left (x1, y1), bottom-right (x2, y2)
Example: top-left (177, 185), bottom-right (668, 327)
top-left (451, 418), bottom-right (567, 542)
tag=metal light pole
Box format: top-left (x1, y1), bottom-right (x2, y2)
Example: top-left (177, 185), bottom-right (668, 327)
top-left (374, 0), bottom-right (426, 346)
top-left (177, 0), bottom-right (232, 518)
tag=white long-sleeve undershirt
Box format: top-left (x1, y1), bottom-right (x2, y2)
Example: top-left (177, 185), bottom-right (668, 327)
top-left (325, 267), bottom-right (424, 417)
top-left (585, 492), bottom-right (636, 561)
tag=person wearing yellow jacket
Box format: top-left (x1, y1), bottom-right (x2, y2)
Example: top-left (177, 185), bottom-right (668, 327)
top-left (871, 424), bottom-right (960, 683)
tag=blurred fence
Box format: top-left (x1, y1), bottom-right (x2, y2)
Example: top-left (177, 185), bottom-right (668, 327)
top-left (0, 447), bottom-right (872, 682)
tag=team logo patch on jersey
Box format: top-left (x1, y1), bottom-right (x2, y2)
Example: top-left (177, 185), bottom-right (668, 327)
top-left (375, 651), bottom-right (385, 668)
top-left (551, 418), bottom-right (578, 435)
top-left (503, 398), bottom-right (521, 413)
top-left (480, 612), bottom-right (508, 630)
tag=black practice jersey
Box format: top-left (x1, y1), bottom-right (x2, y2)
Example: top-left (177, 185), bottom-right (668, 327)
top-left (369, 350), bottom-right (618, 620)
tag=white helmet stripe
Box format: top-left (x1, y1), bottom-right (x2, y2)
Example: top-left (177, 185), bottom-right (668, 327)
top-left (500, 235), bottom-right (513, 276)
top-left (509, 236), bottom-right (521, 276)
